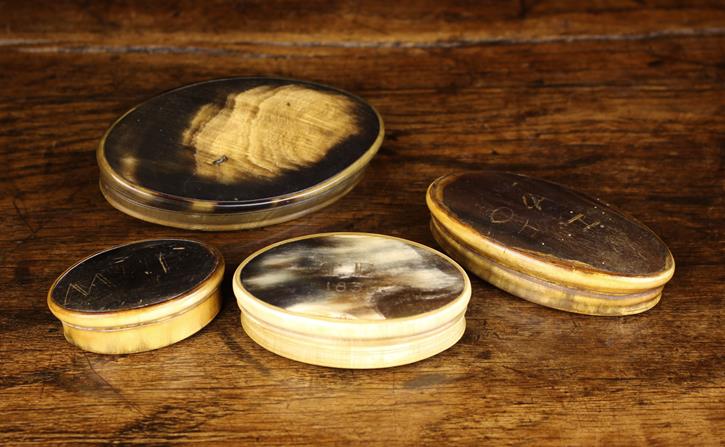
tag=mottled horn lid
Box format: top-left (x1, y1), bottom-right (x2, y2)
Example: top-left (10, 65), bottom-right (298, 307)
top-left (98, 77), bottom-right (384, 231)
top-left (426, 171), bottom-right (675, 297)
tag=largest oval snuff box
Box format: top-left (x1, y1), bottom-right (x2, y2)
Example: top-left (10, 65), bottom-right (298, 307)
top-left (233, 233), bottom-right (471, 369)
top-left (427, 171), bottom-right (675, 316)
top-left (48, 239), bottom-right (224, 354)
top-left (98, 77), bottom-right (384, 230)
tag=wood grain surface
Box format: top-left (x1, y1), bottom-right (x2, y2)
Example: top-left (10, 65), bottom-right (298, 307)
top-left (1, 1), bottom-right (723, 445)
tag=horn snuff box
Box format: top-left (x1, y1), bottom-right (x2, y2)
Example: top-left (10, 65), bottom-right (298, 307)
top-left (426, 171), bottom-right (675, 316)
top-left (48, 239), bottom-right (224, 354)
top-left (233, 233), bottom-right (471, 368)
top-left (98, 77), bottom-right (384, 230)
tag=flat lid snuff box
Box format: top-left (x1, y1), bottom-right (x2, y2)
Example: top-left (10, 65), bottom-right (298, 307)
top-left (426, 171), bottom-right (675, 316)
top-left (98, 77), bottom-right (384, 230)
top-left (48, 239), bottom-right (224, 354)
top-left (233, 233), bottom-right (471, 368)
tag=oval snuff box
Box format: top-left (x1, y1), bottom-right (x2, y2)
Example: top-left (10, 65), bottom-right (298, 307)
top-left (426, 171), bottom-right (675, 316)
top-left (48, 239), bottom-right (224, 354)
top-left (98, 77), bottom-right (384, 230)
top-left (233, 233), bottom-right (471, 369)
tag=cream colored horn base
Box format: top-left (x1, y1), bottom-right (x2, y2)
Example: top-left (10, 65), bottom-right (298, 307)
top-left (58, 290), bottom-right (221, 354)
top-left (241, 310), bottom-right (466, 369)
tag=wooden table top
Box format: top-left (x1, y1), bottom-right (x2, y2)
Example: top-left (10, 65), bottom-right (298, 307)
top-left (1, 1), bottom-right (723, 445)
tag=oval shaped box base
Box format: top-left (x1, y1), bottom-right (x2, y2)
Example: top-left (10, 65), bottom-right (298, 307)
top-left (240, 308), bottom-right (466, 369)
top-left (234, 233), bottom-right (471, 369)
top-left (99, 167), bottom-right (366, 231)
top-left (48, 239), bottom-right (224, 354)
top-left (54, 289), bottom-right (221, 354)
top-left (431, 218), bottom-right (661, 316)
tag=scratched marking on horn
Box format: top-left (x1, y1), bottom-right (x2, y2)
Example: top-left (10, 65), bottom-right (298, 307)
top-left (241, 235), bottom-right (465, 320)
top-left (64, 273), bottom-right (114, 304)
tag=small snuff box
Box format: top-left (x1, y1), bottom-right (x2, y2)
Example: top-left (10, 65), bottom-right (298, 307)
top-left (426, 171), bottom-right (675, 316)
top-left (48, 239), bottom-right (224, 354)
top-left (98, 77), bottom-right (384, 230)
top-left (233, 233), bottom-right (471, 368)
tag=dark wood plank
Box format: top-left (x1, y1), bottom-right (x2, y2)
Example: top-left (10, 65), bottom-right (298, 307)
top-left (1, 0), bottom-right (724, 48)
top-left (0, 1), bottom-right (723, 445)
